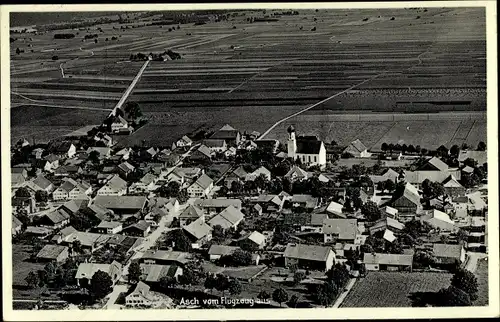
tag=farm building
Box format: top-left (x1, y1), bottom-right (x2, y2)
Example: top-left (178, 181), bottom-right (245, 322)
top-left (245, 166), bottom-right (272, 181)
top-left (37, 208), bottom-right (71, 230)
top-left (209, 124), bottom-right (241, 146)
top-left (123, 220), bottom-right (151, 237)
top-left (322, 218), bottom-right (358, 244)
top-left (383, 206), bottom-right (399, 219)
top-left (458, 150), bottom-right (487, 166)
top-left (179, 205), bottom-right (204, 227)
top-left (36, 244), bottom-right (69, 263)
top-left (117, 161), bottom-right (135, 177)
top-left (47, 141), bottom-right (76, 158)
top-left (203, 139), bottom-right (227, 153)
top-left (224, 166), bottom-right (248, 188)
top-left (326, 201), bottom-right (344, 218)
top-left (343, 139), bottom-right (370, 158)
top-left (418, 157), bottom-right (449, 171)
top-left (235, 231), bottom-right (267, 250)
top-left (194, 198), bottom-right (242, 215)
top-left (182, 217), bottom-right (213, 249)
top-left (97, 174), bottom-right (128, 196)
top-left (12, 216), bottom-right (23, 236)
top-left (95, 221), bottom-right (123, 235)
top-left (369, 217), bottom-right (405, 235)
top-left (140, 250), bottom-right (192, 267)
top-left (283, 243), bottom-right (336, 272)
top-left (110, 115), bottom-right (129, 133)
top-left (174, 135), bottom-right (193, 148)
top-left (284, 165), bottom-right (311, 181)
top-left (189, 145), bottom-right (212, 163)
top-left (208, 205), bottom-right (245, 230)
top-left (391, 183), bottom-right (422, 222)
top-left (75, 261), bottom-right (122, 287)
top-left (369, 168), bottom-right (400, 184)
top-left (432, 243), bottom-right (466, 265)
top-left (250, 194), bottom-right (284, 213)
top-left (53, 178), bottom-right (92, 200)
top-left (442, 175), bottom-right (466, 197)
top-left (287, 126), bottom-right (326, 166)
top-left (421, 209), bottom-right (457, 233)
top-left (187, 173), bottom-right (213, 198)
top-left (289, 194), bottom-right (319, 211)
top-left (363, 253), bottom-right (413, 272)
top-left (86, 147), bottom-right (112, 159)
top-left (140, 264), bottom-right (183, 284)
top-left (94, 195), bottom-right (147, 216)
top-left (300, 213), bottom-right (329, 233)
top-left (126, 281), bottom-right (161, 308)
top-left (24, 174), bottom-right (54, 193)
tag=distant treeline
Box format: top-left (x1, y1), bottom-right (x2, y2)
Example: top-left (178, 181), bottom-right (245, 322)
top-left (54, 33), bottom-right (75, 39)
top-left (273, 10), bottom-right (300, 16)
top-left (130, 50), bottom-right (182, 61)
top-left (84, 34), bottom-right (99, 40)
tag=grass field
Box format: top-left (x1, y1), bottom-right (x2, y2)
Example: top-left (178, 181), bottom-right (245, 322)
top-left (474, 258), bottom-right (489, 306)
top-left (10, 7), bottom-right (486, 146)
top-left (341, 272), bottom-right (452, 308)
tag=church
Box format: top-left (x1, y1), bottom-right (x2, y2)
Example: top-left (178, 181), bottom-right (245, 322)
top-left (287, 125), bottom-right (327, 166)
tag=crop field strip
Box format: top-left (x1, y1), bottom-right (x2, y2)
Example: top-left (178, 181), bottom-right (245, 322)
top-left (340, 272), bottom-right (453, 308)
top-left (10, 7), bottom-right (486, 146)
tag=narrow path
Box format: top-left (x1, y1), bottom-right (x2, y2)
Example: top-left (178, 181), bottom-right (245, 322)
top-left (109, 60), bottom-right (150, 117)
top-left (333, 278), bottom-right (357, 308)
top-left (11, 100), bottom-right (112, 111)
top-left (257, 73), bottom-right (385, 140)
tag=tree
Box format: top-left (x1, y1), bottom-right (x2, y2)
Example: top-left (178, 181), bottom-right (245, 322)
top-left (407, 144), bottom-right (416, 154)
top-left (359, 264), bottom-right (367, 277)
top-left (254, 174), bottom-right (268, 191)
top-left (71, 240), bottom-right (83, 255)
top-left (212, 224), bottom-right (225, 241)
top-left (258, 290), bottom-right (271, 300)
top-left (231, 249), bottom-right (253, 266)
top-left (437, 145), bottom-right (449, 157)
top-left (15, 187), bottom-right (31, 198)
top-left (215, 274), bottom-right (229, 296)
top-left (177, 189), bottom-right (189, 204)
top-left (293, 271), bottom-right (306, 285)
top-left (314, 281), bottom-right (338, 307)
top-left (272, 288), bottom-right (289, 307)
top-left (383, 179), bottom-right (395, 193)
top-left (35, 190), bottom-right (49, 203)
top-left (25, 271), bottom-right (39, 289)
top-left (287, 294), bottom-right (299, 308)
top-left (450, 144), bottom-right (460, 157)
top-left (477, 141), bottom-right (486, 151)
top-left (89, 270), bottom-right (113, 301)
top-left (88, 150), bottom-right (100, 164)
top-left (128, 262), bottom-right (142, 284)
top-left (204, 275), bottom-right (217, 294)
top-left (230, 180), bottom-right (244, 195)
top-left (451, 268), bottom-right (478, 301)
top-left (361, 201), bottom-right (382, 222)
top-left (124, 101), bottom-right (142, 120)
top-left (228, 279), bottom-right (242, 295)
top-left (158, 181), bottom-right (181, 198)
top-left (381, 142), bottom-right (388, 152)
top-left (160, 275), bottom-right (177, 289)
top-left (44, 262), bottom-right (57, 280)
top-left (171, 230), bottom-right (192, 252)
top-left (437, 285), bottom-right (472, 306)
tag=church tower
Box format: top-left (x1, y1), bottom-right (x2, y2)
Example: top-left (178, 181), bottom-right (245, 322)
top-left (287, 125), bottom-right (297, 159)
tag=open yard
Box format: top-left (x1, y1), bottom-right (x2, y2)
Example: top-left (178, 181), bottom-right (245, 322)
top-left (341, 271), bottom-right (453, 308)
top-left (11, 7), bottom-right (486, 146)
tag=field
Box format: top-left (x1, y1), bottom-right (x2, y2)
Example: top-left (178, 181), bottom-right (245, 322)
top-left (265, 112), bottom-right (487, 150)
top-left (474, 258), bottom-right (489, 306)
top-left (341, 271), bottom-right (452, 307)
top-left (10, 7), bottom-right (486, 146)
